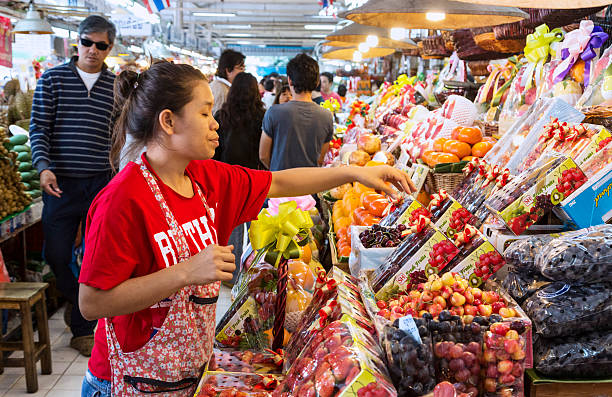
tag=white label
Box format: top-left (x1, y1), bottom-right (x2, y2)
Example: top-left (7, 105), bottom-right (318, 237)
top-left (399, 315), bottom-right (422, 344)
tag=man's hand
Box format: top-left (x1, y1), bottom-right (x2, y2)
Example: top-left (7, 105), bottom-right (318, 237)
top-left (355, 165), bottom-right (415, 199)
top-left (40, 170), bottom-right (63, 198)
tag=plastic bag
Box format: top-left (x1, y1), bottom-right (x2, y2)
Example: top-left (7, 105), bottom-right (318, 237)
top-left (382, 320), bottom-right (436, 396)
top-left (208, 349), bottom-right (283, 374)
top-left (535, 225), bottom-right (612, 283)
top-left (579, 138), bottom-right (612, 178)
top-left (195, 372), bottom-right (281, 397)
top-left (500, 269), bottom-right (551, 304)
top-left (503, 235), bottom-right (559, 275)
top-left (523, 282), bottom-right (612, 338)
top-left (534, 331), bottom-right (612, 378)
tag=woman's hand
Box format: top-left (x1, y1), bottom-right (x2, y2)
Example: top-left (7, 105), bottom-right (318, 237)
top-left (355, 165), bottom-right (415, 199)
top-left (179, 244), bottom-right (236, 285)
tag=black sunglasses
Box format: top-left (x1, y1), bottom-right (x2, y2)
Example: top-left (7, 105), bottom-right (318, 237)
top-left (80, 37), bottom-right (110, 51)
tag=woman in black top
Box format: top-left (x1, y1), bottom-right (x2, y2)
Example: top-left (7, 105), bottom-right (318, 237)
top-left (214, 72), bottom-right (265, 169)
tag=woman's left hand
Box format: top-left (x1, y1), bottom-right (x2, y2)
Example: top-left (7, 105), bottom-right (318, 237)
top-left (355, 165), bottom-right (415, 199)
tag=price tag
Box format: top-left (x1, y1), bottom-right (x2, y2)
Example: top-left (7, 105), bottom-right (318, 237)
top-left (398, 315), bottom-right (422, 344)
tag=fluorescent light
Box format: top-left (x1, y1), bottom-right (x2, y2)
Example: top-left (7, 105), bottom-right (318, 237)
top-left (236, 40), bottom-right (251, 45)
top-left (358, 42), bottom-right (370, 53)
top-left (311, 34), bottom-right (327, 38)
top-left (390, 27), bottom-right (406, 41)
top-left (344, 64), bottom-right (351, 72)
top-left (312, 15), bottom-right (335, 18)
top-left (426, 12), bottom-right (446, 21)
top-left (353, 51), bottom-right (362, 62)
top-left (366, 35), bottom-right (378, 47)
top-left (304, 24), bottom-right (337, 30)
top-left (226, 33), bottom-right (253, 37)
top-left (213, 24), bottom-right (251, 29)
top-left (193, 12), bottom-right (236, 17)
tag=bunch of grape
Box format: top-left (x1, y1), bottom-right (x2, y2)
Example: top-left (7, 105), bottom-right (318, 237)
top-left (359, 224), bottom-right (409, 248)
top-left (534, 193), bottom-right (555, 212)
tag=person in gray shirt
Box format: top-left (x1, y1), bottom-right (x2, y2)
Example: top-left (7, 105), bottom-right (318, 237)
top-left (259, 53), bottom-right (333, 171)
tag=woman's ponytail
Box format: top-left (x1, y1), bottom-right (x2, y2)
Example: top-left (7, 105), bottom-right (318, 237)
top-left (110, 70), bottom-right (138, 171)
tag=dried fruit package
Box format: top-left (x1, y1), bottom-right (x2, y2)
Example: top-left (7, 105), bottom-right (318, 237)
top-left (523, 282), bottom-right (612, 338)
top-left (275, 319), bottom-right (397, 397)
top-left (482, 321), bottom-right (529, 396)
top-left (371, 225), bottom-right (460, 300)
top-left (207, 349), bottom-right (283, 374)
top-left (535, 224), bottom-right (612, 283)
top-left (216, 262), bottom-right (278, 349)
top-left (485, 156), bottom-right (587, 235)
top-left (534, 331), bottom-right (612, 378)
top-left (500, 270), bottom-right (550, 304)
top-left (381, 319), bottom-right (437, 396)
top-left (194, 372), bottom-right (282, 397)
top-left (431, 315), bottom-right (484, 396)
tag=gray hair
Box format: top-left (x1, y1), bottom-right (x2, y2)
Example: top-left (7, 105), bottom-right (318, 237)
top-left (78, 15), bottom-right (117, 44)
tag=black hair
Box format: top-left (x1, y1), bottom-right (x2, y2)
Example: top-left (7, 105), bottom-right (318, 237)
top-left (320, 72), bottom-right (334, 84)
top-left (337, 84), bottom-right (347, 97)
top-left (273, 84), bottom-right (291, 105)
top-left (110, 61), bottom-right (206, 169)
top-left (268, 72), bottom-right (280, 79)
top-left (286, 53), bottom-right (319, 94)
top-left (216, 49), bottom-right (245, 80)
top-left (78, 15), bottom-right (116, 44)
top-left (216, 72), bottom-right (265, 133)
top-left (264, 79), bottom-right (275, 92)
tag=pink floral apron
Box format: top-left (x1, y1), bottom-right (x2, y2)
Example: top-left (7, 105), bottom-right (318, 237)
top-left (105, 157), bottom-right (220, 396)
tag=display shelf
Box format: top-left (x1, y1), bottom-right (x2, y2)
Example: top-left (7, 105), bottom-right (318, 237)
top-left (0, 199), bottom-right (43, 244)
top-left (526, 369), bottom-right (612, 397)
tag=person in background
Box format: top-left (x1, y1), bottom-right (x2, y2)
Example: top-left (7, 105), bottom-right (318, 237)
top-left (261, 78), bottom-right (276, 109)
top-left (213, 72), bottom-right (265, 284)
top-left (30, 15), bottom-right (117, 357)
top-left (259, 53), bottom-right (333, 171)
top-left (78, 60), bottom-right (415, 397)
top-left (210, 49), bottom-right (245, 115)
top-left (258, 77), bottom-right (266, 97)
top-left (273, 84), bottom-right (292, 105)
top-left (337, 84), bottom-right (347, 104)
top-left (320, 71), bottom-right (342, 103)
top-left (312, 83), bottom-right (324, 105)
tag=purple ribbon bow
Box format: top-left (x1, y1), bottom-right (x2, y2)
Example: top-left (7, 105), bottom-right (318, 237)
top-left (580, 26), bottom-right (609, 87)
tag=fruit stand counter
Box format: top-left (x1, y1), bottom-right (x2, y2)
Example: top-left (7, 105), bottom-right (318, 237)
top-left (526, 370), bottom-right (612, 397)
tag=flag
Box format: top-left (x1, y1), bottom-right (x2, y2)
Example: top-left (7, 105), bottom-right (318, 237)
top-left (144, 0), bottom-right (170, 14)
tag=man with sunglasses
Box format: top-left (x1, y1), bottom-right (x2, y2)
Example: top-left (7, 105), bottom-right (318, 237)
top-left (30, 15), bottom-right (117, 357)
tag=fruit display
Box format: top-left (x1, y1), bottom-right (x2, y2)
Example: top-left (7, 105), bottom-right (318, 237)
top-left (379, 196), bottom-right (428, 227)
top-left (533, 330), bottom-right (612, 378)
top-left (208, 349), bottom-right (284, 374)
top-left (485, 156), bottom-right (586, 235)
top-left (274, 319), bottom-right (398, 397)
top-left (502, 235), bottom-right (559, 276)
top-left (358, 224), bottom-right (409, 249)
top-left (535, 225), bottom-right (612, 284)
top-left (482, 321), bottom-right (529, 396)
top-left (195, 372), bottom-right (282, 397)
top-left (381, 319), bottom-right (437, 396)
top-left (500, 271), bottom-right (550, 305)
top-left (422, 127), bottom-right (493, 167)
top-left (523, 282), bottom-right (612, 338)
top-left (0, 135), bottom-right (32, 220)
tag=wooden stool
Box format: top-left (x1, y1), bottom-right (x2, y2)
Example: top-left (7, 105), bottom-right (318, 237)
top-left (0, 282), bottom-right (51, 393)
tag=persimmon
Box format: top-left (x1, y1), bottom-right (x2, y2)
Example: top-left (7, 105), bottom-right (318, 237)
top-left (338, 246), bottom-right (351, 258)
top-left (336, 226), bottom-right (349, 241)
top-left (472, 141), bottom-right (494, 157)
top-left (462, 156), bottom-right (475, 161)
top-left (342, 191), bottom-right (361, 215)
top-left (433, 137), bottom-right (448, 152)
top-left (443, 140), bottom-right (472, 159)
top-left (454, 127), bottom-right (483, 145)
top-left (422, 150), bottom-right (438, 167)
top-left (333, 216), bottom-right (351, 233)
top-left (434, 153), bottom-right (461, 165)
top-left (353, 207), bottom-right (370, 226)
top-left (353, 182), bottom-right (374, 196)
top-left (361, 191), bottom-right (381, 207)
top-left (362, 214), bottom-right (381, 226)
top-left (364, 198), bottom-right (388, 217)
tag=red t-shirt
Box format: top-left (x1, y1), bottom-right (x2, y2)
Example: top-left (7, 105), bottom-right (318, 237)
top-left (79, 155), bottom-right (271, 380)
top-left (321, 91), bottom-right (342, 103)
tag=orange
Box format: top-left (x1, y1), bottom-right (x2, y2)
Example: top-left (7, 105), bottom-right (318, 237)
top-left (434, 153), bottom-right (460, 165)
top-left (454, 127), bottom-right (483, 145)
top-left (462, 156), bottom-right (475, 161)
top-left (433, 137), bottom-right (448, 152)
top-left (299, 243), bottom-right (312, 264)
top-left (333, 216), bottom-right (351, 233)
top-left (472, 141), bottom-right (494, 157)
top-left (570, 60), bottom-right (585, 84)
top-left (443, 140), bottom-right (472, 159)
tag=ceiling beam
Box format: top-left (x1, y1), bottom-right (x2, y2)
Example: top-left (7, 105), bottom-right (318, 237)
top-left (177, 15), bottom-right (341, 24)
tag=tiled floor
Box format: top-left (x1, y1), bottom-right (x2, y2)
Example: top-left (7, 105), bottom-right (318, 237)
top-left (0, 285), bottom-right (234, 396)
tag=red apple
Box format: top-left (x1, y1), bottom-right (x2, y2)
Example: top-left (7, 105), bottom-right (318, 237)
top-left (463, 290), bottom-right (474, 304)
top-left (492, 301), bottom-right (505, 314)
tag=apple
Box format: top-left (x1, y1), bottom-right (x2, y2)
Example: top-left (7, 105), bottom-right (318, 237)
top-left (441, 286), bottom-right (453, 299)
top-left (450, 306), bottom-right (465, 316)
top-left (492, 301), bottom-right (505, 314)
top-left (478, 304), bottom-right (493, 317)
top-left (433, 295), bottom-right (447, 309)
top-left (497, 360), bottom-right (513, 374)
top-left (464, 304), bottom-right (478, 316)
top-left (421, 291), bottom-right (434, 303)
top-left (483, 291), bottom-right (499, 304)
top-left (452, 281), bottom-right (466, 293)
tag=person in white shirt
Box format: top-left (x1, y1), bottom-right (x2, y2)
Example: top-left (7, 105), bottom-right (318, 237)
top-left (262, 78), bottom-right (276, 109)
top-left (210, 49), bottom-right (245, 115)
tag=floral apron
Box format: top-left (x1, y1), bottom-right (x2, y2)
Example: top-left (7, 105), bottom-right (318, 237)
top-left (105, 158), bottom-right (220, 396)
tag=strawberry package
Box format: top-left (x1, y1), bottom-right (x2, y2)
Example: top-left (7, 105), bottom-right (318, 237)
top-left (482, 321), bottom-right (530, 397)
top-left (274, 319), bottom-right (398, 397)
top-left (370, 223), bottom-right (460, 301)
top-left (194, 372), bottom-right (283, 397)
top-left (428, 190), bottom-right (478, 239)
top-left (207, 349), bottom-right (283, 374)
top-left (485, 156), bottom-right (587, 235)
top-left (379, 195), bottom-right (426, 227)
top-left (442, 226), bottom-right (505, 288)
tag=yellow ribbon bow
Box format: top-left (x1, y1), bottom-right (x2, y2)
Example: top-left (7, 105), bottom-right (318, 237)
top-left (249, 201), bottom-right (314, 264)
top-left (524, 24), bottom-right (564, 64)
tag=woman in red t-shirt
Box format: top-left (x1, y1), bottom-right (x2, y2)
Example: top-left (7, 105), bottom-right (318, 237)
top-left (78, 61), bottom-right (414, 397)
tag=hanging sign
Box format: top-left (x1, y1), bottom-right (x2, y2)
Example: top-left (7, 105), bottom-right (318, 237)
top-left (0, 16), bottom-right (12, 68)
top-left (111, 15), bottom-right (152, 37)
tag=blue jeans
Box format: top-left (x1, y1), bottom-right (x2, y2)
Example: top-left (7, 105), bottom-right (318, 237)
top-left (81, 369), bottom-right (111, 397)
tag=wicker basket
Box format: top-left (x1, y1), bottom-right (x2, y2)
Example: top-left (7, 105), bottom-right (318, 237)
top-left (474, 32), bottom-right (525, 54)
top-left (468, 60), bottom-right (491, 77)
top-left (442, 31), bottom-right (455, 52)
top-left (422, 34), bottom-right (450, 57)
top-left (453, 29), bottom-right (511, 61)
top-left (426, 172), bottom-right (465, 193)
top-left (583, 104), bottom-right (612, 130)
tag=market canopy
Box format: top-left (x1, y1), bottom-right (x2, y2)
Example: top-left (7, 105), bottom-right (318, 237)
top-left (326, 23), bottom-right (417, 49)
top-left (453, 0), bottom-right (612, 8)
top-left (340, 0), bottom-right (529, 30)
top-left (322, 46), bottom-right (396, 60)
